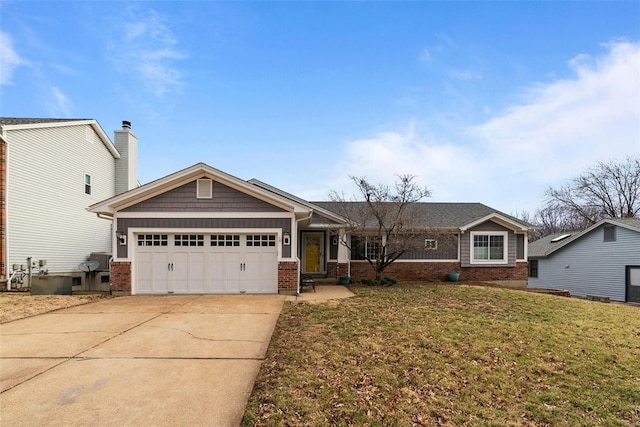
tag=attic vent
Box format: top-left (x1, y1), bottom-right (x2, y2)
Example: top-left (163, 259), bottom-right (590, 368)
top-left (551, 233), bottom-right (571, 243)
top-left (197, 179), bottom-right (213, 199)
top-left (85, 127), bottom-right (94, 143)
top-left (603, 225), bottom-right (616, 242)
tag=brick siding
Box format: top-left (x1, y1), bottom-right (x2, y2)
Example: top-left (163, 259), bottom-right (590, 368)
top-left (110, 261), bottom-right (132, 295)
top-left (278, 260), bottom-right (299, 294)
top-left (349, 261), bottom-right (528, 282)
top-left (327, 261), bottom-right (350, 281)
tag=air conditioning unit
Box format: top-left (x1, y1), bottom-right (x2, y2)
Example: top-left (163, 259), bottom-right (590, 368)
top-left (89, 252), bottom-right (112, 272)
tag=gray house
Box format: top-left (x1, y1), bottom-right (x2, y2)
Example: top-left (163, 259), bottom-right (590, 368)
top-left (88, 162), bottom-right (534, 295)
top-left (528, 218), bottom-right (640, 303)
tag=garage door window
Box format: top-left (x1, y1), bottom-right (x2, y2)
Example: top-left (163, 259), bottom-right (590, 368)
top-left (247, 235), bottom-right (276, 247)
top-left (138, 234), bottom-right (168, 246)
top-left (175, 235), bottom-right (204, 246)
top-left (211, 235), bottom-right (240, 247)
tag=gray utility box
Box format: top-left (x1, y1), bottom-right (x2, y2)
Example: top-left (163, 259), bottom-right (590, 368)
top-left (31, 276), bottom-right (73, 295)
top-left (90, 252), bottom-right (112, 271)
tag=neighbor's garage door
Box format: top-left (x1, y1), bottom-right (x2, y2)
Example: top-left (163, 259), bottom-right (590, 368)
top-left (135, 233), bottom-right (278, 294)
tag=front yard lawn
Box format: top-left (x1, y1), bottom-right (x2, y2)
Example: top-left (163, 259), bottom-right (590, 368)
top-left (243, 282), bottom-right (640, 426)
top-left (0, 293), bottom-right (111, 323)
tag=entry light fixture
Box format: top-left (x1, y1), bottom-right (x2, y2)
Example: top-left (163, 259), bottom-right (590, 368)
top-left (115, 230), bottom-right (127, 245)
top-left (283, 232), bottom-right (291, 246)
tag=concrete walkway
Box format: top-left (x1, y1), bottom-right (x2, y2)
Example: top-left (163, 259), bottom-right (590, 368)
top-left (287, 284), bottom-right (356, 303)
top-left (0, 295), bottom-right (285, 427)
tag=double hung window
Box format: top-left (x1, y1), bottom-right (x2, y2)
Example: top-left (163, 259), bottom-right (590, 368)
top-left (471, 232), bottom-right (508, 264)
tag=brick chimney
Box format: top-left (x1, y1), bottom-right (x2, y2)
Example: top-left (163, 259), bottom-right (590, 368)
top-left (114, 120), bottom-right (138, 194)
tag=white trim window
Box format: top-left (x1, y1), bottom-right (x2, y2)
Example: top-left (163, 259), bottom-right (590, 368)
top-left (470, 231), bottom-right (508, 264)
top-left (84, 174), bottom-right (92, 195)
top-left (424, 239), bottom-right (437, 250)
top-left (350, 236), bottom-right (380, 261)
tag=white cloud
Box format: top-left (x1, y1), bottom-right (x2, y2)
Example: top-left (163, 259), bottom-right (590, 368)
top-left (324, 124), bottom-right (480, 203)
top-left (472, 41), bottom-right (640, 182)
top-left (107, 7), bottom-right (187, 97)
top-left (48, 87), bottom-right (73, 117)
top-left (0, 32), bottom-right (26, 86)
top-left (449, 69), bottom-right (482, 81)
top-left (419, 48), bottom-right (432, 64)
top-left (332, 41), bottom-right (640, 214)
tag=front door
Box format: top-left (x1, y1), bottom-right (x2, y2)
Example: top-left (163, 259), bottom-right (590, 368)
top-left (302, 233), bottom-right (324, 274)
top-left (626, 266), bottom-right (640, 303)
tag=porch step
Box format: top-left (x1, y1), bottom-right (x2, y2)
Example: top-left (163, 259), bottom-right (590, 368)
top-left (314, 278), bottom-right (340, 285)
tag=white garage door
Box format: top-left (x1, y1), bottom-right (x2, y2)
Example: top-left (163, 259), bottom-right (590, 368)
top-left (135, 233), bottom-right (278, 294)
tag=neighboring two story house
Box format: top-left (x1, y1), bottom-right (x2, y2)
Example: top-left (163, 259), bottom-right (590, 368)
top-left (0, 118), bottom-right (138, 290)
top-left (88, 162), bottom-right (535, 296)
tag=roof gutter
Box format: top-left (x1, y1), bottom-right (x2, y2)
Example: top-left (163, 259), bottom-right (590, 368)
top-left (96, 213), bottom-right (113, 221)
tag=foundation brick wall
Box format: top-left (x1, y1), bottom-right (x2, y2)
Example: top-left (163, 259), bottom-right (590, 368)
top-left (110, 261), bottom-right (132, 294)
top-left (327, 261), bottom-right (337, 280)
top-left (336, 262), bottom-right (349, 279)
top-left (327, 262), bottom-right (350, 282)
top-left (349, 261), bottom-right (528, 282)
top-left (278, 261), bottom-right (299, 294)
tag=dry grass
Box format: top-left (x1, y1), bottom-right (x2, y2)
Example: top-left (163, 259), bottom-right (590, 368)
top-left (243, 282), bottom-right (640, 426)
top-left (0, 293), bottom-right (111, 323)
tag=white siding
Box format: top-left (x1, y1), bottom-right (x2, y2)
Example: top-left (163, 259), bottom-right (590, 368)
top-left (528, 224), bottom-right (640, 301)
top-left (7, 124), bottom-right (116, 273)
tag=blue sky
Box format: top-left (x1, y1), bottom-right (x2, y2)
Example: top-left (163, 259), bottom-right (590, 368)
top-left (1, 1), bottom-right (639, 215)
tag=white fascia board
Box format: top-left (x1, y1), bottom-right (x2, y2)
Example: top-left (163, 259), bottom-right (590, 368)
top-left (249, 179), bottom-right (347, 223)
top-left (306, 223), bottom-right (347, 229)
top-left (91, 122), bottom-right (120, 159)
top-left (88, 163), bottom-right (311, 215)
top-left (606, 218), bottom-right (640, 233)
top-left (460, 213), bottom-right (530, 233)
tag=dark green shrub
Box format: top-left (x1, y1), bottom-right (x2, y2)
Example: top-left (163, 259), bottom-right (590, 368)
top-left (381, 277), bottom-right (398, 286)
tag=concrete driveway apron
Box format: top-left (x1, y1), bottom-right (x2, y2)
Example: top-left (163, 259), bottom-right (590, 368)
top-left (0, 294), bottom-right (285, 427)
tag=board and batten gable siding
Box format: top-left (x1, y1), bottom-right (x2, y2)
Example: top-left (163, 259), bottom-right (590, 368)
top-left (115, 217), bottom-right (293, 259)
top-left (528, 224), bottom-right (640, 301)
top-left (397, 233), bottom-right (459, 260)
top-left (121, 180), bottom-right (287, 213)
top-left (460, 221), bottom-right (518, 267)
top-left (7, 125), bottom-right (116, 273)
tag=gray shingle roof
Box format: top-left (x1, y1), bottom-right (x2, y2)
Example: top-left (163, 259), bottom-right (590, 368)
top-left (607, 217), bottom-right (640, 230)
top-left (0, 118), bottom-right (91, 126)
top-left (528, 232), bottom-right (579, 258)
top-left (311, 201), bottom-right (530, 229)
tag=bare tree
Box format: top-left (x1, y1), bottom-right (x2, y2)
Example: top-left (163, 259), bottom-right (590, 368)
top-left (545, 156), bottom-right (640, 225)
top-left (515, 206), bottom-right (593, 241)
top-left (329, 175), bottom-right (432, 280)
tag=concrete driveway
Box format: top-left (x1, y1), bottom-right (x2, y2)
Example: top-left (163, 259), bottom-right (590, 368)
top-left (0, 294), bottom-right (285, 427)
